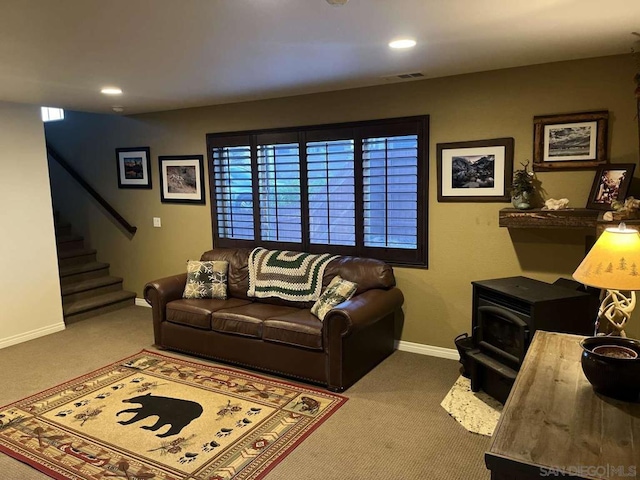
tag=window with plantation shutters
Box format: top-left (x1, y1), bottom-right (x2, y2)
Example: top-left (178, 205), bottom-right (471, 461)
top-left (211, 143), bottom-right (254, 240)
top-left (307, 139), bottom-right (355, 246)
top-left (206, 116), bottom-right (428, 267)
top-left (257, 142), bottom-right (302, 243)
top-left (363, 135), bottom-right (418, 249)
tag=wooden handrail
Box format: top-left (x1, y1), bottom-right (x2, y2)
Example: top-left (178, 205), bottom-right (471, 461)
top-left (46, 143), bottom-right (137, 235)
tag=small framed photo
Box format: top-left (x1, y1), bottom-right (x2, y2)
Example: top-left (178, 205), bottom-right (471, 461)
top-left (586, 164), bottom-right (635, 210)
top-left (116, 147), bottom-right (151, 189)
top-left (436, 137), bottom-right (514, 202)
top-left (159, 155), bottom-right (206, 204)
top-left (533, 111), bottom-right (608, 171)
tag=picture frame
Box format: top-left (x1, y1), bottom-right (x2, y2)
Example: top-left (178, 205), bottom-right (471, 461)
top-left (116, 147), bottom-right (152, 189)
top-left (586, 163), bottom-right (635, 210)
top-left (436, 137), bottom-right (514, 202)
top-left (158, 155), bottom-right (206, 204)
top-left (533, 111), bottom-right (608, 171)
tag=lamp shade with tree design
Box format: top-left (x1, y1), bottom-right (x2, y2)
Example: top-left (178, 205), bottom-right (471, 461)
top-left (573, 223), bottom-right (640, 337)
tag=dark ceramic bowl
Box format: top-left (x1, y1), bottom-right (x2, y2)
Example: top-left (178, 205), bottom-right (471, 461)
top-left (580, 336), bottom-right (640, 401)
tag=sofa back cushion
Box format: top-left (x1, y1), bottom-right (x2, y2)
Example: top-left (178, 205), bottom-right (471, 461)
top-left (201, 248), bottom-right (253, 300)
top-left (200, 248), bottom-right (396, 307)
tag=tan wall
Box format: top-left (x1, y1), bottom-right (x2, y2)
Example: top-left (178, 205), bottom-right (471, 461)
top-left (46, 54), bottom-right (640, 346)
top-left (0, 101), bottom-right (65, 348)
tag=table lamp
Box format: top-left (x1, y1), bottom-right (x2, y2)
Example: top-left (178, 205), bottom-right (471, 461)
top-left (572, 222), bottom-right (640, 400)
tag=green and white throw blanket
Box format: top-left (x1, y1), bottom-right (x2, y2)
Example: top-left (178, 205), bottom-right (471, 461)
top-left (248, 247), bottom-right (338, 302)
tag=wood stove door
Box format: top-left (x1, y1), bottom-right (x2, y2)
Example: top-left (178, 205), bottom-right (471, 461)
top-left (475, 305), bottom-right (529, 369)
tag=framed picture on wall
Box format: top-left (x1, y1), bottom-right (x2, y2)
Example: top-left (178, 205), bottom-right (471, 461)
top-left (586, 163), bottom-right (635, 210)
top-left (158, 155), bottom-right (206, 204)
top-left (116, 147), bottom-right (152, 189)
top-left (533, 111), bottom-right (608, 171)
top-left (436, 137), bottom-right (514, 202)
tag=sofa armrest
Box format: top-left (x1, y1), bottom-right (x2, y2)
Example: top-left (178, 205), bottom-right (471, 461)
top-left (143, 273), bottom-right (187, 344)
top-left (323, 287), bottom-right (404, 338)
top-left (144, 273), bottom-right (187, 306)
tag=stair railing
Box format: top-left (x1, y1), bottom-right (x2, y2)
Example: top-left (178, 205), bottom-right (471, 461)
top-left (46, 143), bottom-right (137, 236)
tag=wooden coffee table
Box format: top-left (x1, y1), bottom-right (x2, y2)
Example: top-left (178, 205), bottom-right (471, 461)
top-left (485, 331), bottom-right (639, 480)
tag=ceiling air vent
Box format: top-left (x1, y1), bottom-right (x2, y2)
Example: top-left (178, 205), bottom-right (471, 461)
top-left (381, 72), bottom-right (425, 82)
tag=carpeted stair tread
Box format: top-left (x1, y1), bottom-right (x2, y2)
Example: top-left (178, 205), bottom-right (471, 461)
top-left (56, 233), bottom-right (84, 244)
top-left (63, 290), bottom-right (137, 316)
top-left (54, 221), bottom-right (72, 234)
top-left (57, 247), bottom-right (97, 260)
top-left (61, 275), bottom-right (123, 296)
top-left (59, 261), bottom-right (109, 278)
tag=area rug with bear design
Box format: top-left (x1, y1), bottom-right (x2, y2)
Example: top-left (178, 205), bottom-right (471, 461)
top-left (0, 350), bottom-right (347, 480)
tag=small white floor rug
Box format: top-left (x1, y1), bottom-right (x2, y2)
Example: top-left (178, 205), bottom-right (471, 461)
top-left (440, 375), bottom-right (503, 437)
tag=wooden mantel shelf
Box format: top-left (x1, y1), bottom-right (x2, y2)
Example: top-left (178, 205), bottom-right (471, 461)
top-left (499, 208), bottom-right (600, 229)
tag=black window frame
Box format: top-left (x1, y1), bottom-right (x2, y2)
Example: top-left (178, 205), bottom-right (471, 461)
top-left (206, 115), bottom-right (429, 268)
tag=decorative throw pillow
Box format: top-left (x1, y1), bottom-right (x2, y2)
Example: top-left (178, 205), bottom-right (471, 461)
top-left (311, 275), bottom-right (358, 321)
top-left (183, 260), bottom-right (228, 299)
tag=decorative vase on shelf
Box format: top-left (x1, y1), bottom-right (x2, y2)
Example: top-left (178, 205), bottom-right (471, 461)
top-left (512, 191), bottom-right (532, 210)
top-left (511, 161), bottom-right (535, 210)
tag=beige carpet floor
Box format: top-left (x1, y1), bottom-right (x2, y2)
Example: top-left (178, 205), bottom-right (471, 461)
top-left (0, 306), bottom-right (490, 480)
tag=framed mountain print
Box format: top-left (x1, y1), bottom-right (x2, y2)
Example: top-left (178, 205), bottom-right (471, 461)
top-left (437, 138), bottom-right (514, 202)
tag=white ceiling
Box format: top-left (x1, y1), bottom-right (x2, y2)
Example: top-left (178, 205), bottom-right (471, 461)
top-left (1, 0), bottom-right (639, 115)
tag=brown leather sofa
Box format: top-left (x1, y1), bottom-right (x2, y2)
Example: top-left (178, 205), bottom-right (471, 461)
top-left (144, 248), bottom-right (404, 391)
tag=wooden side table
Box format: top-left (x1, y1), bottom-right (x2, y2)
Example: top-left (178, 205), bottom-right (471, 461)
top-left (485, 331), bottom-right (639, 480)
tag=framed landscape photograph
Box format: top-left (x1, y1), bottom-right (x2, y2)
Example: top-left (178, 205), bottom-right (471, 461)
top-left (586, 163), bottom-right (635, 210)
top-left (436, 137), bottom-right (514, 202)
top-left (158, 155), bottom-right (206, 204)
top-left (533, 111), bottom-right (608, 171)
top-left (116, 147), bottom-right (151, 189)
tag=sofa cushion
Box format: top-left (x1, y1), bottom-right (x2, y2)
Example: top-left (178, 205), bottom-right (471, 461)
top-left (183, 260), bottom-right (229, 299)
top-left (212, 303), bottom-right (300, 339)
top-left (323, 256), bottom-right (395, 295)
top-left (311, 275), bottom-right (357, 321)
top-left (166, 298), bottom-right (251, 330)
top-left (263, 310), bottom-right (323, 350)
top-left (201, 248), bottom-right (252, 300)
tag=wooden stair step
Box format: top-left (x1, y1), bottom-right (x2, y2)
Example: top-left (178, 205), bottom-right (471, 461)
top-left (63, 290), bottom-right (137, 321)
top-left (61, 275), bottom-right (123, 296)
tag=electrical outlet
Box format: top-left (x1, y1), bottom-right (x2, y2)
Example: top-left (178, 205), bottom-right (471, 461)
top-left (153, 217), bottom-right (161, 228)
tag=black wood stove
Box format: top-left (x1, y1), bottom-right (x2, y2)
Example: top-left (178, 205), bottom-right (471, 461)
top-left (465, 276), bottom-right (599, 403)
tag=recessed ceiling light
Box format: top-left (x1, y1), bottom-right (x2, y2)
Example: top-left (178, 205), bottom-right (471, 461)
top-left (389, 39), bottom-right (417, 49)
top-left (101, 87), bottom-right (122, 95)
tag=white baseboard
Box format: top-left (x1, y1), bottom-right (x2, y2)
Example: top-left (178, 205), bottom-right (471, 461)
top-left (397, 340), bottom-right (459, 360)
top-left (135, 298), bottom-right (151, 308)
top-left (0, 322), bottom-right (66, 350)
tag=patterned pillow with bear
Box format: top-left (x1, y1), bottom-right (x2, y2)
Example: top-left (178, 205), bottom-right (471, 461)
top-left (310, 275), bottom-right (358, 321)
top-left (183, 260), bottom-right (228, 299)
